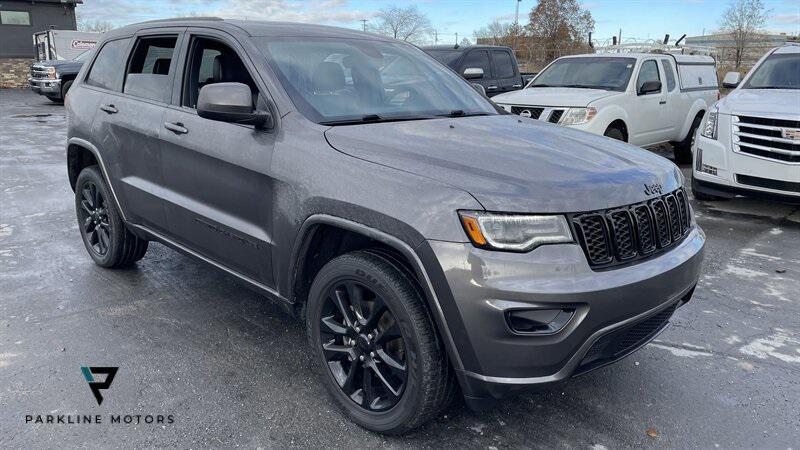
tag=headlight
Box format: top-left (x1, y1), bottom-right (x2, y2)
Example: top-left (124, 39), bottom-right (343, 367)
top-left (458, 211), bottom-right (573, 252)
top-left (45, 66), bottom-right (57, 79)
top-left (559, 107), bottom-right (597, 126)
top-left (701, 107), bottom-right (718, 140)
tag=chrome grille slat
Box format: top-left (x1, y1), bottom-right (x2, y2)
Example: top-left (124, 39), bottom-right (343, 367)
top-left (571, 188), bottom-right (692, 270)
top-left (733, 115), bottom-right (800, 164)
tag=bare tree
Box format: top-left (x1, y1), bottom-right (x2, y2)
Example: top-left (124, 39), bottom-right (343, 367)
top-left (370, 6), bottom-right (432, 45)
top-left (474, 20), bottom-right (512, 45)
top-left (719, 0), bottom-right (770, 68)
top-left (459, 37), bottom-right (473, 47)
top-left (77, 18), bottom-right (115, 33)
top-left (525, 0), bottom-right (594, 61)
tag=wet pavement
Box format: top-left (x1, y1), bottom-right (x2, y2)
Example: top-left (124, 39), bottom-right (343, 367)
top-left (2, 89), bottom-right (798, 448)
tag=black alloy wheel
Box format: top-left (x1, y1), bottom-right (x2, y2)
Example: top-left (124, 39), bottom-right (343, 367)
top-left (78, 180), bottom-right (112, 256)
top-left (319, 279), bottom-right (408, 412)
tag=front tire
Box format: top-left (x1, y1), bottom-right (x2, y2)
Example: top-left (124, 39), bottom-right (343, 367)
top-left (603, 126), bottom-right (626, 142)
top-left (674, 115), bottom-right (703, 164)
top-left (306, 250), bottom-right (454, 434)
top-left (61, 80), bottom-right (73, 101)
top-left (75, 166), bottom-right (148, 267)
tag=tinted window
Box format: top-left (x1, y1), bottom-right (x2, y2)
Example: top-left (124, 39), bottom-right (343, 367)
top-left (492, 50), bottom-right (515, 79)
top-left (531, 57), bottom-right (635, 91)
top-left (461, 50), bottom-right (491, 77)
top-left (85, 38), bottom-right (131, 91)
top-left (661, 59), bottom-right (676, 91)
top-left (744, 53), bottom-right (800, 90)
top-left (124, 36), bottom-right (178, 102)
top-left (424, 49), bottom-right (462, 66)
top-left (182, 37), bottom-right (259, 109)
top-left (637, 60), bottom-right (661, 94)
top-left (0, 10), bottom-right (30, 25)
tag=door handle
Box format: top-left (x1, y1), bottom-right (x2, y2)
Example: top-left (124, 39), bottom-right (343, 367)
top-left (164, 122), bottom-right (188, 134)
top-left (487, 85), bottom-right (498, 90)
top-left (99, 104), bottom-right (118, 114)
top-left (659, 100), bottom-right (667, 105)
top-left (512, 84), bottom-right (522, 88)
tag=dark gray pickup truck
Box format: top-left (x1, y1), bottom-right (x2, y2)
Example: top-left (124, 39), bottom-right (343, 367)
top-left (28, 50), bottom-right (90, 102)
top-left (422, 44), bottom-right (535, 97)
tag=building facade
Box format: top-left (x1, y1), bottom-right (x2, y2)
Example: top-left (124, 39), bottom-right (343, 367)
top-left (0, 0), bottom-right (80, 87)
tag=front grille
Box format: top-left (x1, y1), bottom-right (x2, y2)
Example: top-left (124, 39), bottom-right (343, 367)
top-left (736, 174), bottom-right (800, 193)
top-left (733, 115), bottom-right (800, 164)
top-left (510, 106), bottom-right (543, 119)
top-left (548, 109), bottom-right (564, 123)
top-left (575, 301), bottom-right (678, 376)
top-left (30, 65), bottom-right (51, 80)
top-left (571, 188), bottom-right (692, 270)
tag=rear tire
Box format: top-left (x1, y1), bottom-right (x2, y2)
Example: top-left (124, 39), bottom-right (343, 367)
top-left (306, 250), bottom-right (455, 434)
top-left (75, 166), bottom-right (148, 268)
top-left (603, 126), bottom-right (626, 142)
top-left (674, 115), bottom-right (703, 164)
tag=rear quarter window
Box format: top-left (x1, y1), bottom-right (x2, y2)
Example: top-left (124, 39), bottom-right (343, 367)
top-left (85, 38), bottom-right (131, 92)
top-left (492, 51), bottom-right (515, 79)
top-left (660, 59), bottom-right (676, 91)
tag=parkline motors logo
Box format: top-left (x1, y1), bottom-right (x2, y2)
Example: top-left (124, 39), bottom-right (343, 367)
top-left (81, 366), bottom-right (118, 405)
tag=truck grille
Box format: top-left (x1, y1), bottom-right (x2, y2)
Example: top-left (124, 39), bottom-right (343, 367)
top-left (30, 65), bottom-right (51, 80)
top-left (736, 174), bottom-right (800, 193)
top-left (570, 188), bottom-right (692, 269)
top-left (507, 106), bottom-right (565, 124)
top-left (733, 115), bottom-right (800, 164)
top-left (510, 106), bottom-right (543, 119)
top-left (548, 109), bottom-right (564, 123)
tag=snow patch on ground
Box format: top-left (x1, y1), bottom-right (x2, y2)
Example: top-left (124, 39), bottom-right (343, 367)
top-left (649, 343), bottom-right (713, 358)
top-left (739, 329), bottom-right (800, 364)
top-left (724, 265), bottom-right (768, 278)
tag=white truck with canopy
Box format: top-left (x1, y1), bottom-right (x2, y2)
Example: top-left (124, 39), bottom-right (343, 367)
top-left (493, 52), bottom-right (719, 162)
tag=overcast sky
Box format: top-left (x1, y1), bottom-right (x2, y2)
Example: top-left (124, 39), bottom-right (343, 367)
top-left (76, 0), bottom-right (800, 44)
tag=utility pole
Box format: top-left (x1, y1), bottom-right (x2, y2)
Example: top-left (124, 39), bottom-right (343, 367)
top-left (434, 30), bottom-right (438, 45)
top-left (455, 32), bottom-right (458, 46)
top-left (513, 0), bottom-right (522, 51)
top-left (361, 19), bottom-right (367, 32)
top-left (618, 28), bottom-right (622, 53)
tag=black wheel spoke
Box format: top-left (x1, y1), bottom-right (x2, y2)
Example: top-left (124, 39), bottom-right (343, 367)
top-left (98, 227), bottom-right (110, 252)
top-left (319, 279), bottom-right (407, 412)
top-left (81, 200), bottom-right (93, 215)
top-left (82, 187), bottom-right (95, 208)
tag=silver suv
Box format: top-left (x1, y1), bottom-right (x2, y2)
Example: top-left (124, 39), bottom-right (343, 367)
top-left (65, 18), bottom-right (705, 434)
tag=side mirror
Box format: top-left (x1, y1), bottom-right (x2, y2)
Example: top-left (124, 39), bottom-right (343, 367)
top-left (471, 82), bottom-right (486, 97)
top-left (197, 82), bottom-right (272, 129)
top-left (463, 67), bottom-right (484, 80)
top-left (722, 71), bottom-right (741, 88)
top-left (638, 80), bottom-right (662, 95)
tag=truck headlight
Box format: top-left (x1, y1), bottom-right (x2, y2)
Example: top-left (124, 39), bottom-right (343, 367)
top-left (701, 107), bottom-right (718, 140)
top-left (459, 211), bottom-right (573, 252)
top-left (45, 66), bottom-right (57, 79)
top-left (559, 107), bottom-right (596, 126)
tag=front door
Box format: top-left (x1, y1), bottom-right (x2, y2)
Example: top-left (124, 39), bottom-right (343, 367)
top-left (460, 49), bottom-right (496, 96)
top-left (491, 49), bottom-right (520, 95)
top-left (159, 31), bottom-right (276, 286)
top-left (630, 59), bottom-right (670, 146)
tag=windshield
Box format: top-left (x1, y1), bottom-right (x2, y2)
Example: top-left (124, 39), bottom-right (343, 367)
top-left (256, 38), bottom-right (496, 124)
top-left (530, 57), bottom-right (636, 91)
top-left (744, 53), bottom-right (800, 90)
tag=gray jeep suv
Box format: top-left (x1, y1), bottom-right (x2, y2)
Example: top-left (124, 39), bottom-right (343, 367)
top-left (65, 18), bottom-right (705, 434)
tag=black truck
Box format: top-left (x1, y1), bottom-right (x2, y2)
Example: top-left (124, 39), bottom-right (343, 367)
top-left (421, 44), bottom-right (535, 97)
top-left (28, 50), bottom-right (91, 102)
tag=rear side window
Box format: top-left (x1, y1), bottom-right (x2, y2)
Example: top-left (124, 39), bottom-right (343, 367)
top-left (661, 59), bottom-right (676, 91)
top-left (124, 36), bottom-right (178, 103)
top-left (461, 50), bottom-right (491, 77)
top-left (85, 38), bottom-right (131, 91)
top-left (492, 51), bottom-right (515, 79)
top-left (637, 60), bottom-right (661, 94)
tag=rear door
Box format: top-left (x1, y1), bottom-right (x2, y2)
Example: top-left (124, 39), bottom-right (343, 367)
top-left (158, 29), bottom-right (277, 286)
top-left (459, 49), bottom-right (496, 95)
top-left (91, 29), bottom-right (184, 233)
top-left (490, 49), bottom-right (521, 94)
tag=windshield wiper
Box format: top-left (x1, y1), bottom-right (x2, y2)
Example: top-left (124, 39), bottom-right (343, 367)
top-left (562, 84), bottom-right (600, 89)
top-left (438, 110), bottom-right (491, 118)
top-left (320, 114), bottom-right (437, 126)
top-left (747, 86), bottom-right (798, 90)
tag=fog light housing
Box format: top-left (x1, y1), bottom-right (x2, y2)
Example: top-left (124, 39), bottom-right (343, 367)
top-left (507, 308), bottom-right (575, 334)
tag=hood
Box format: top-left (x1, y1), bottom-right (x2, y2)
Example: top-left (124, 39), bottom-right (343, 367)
top-left (492, 87), bottom-right (622, 108)
top-left (717, 88), bottom-right (800, 119)
top-left (33, 60), bottom-right (84, 71)
top-left (324, 115), bottom-right (681, 213)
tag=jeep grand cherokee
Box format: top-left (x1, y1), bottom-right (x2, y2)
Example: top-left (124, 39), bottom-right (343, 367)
top-left (65, 18), bottom-right (705, 434)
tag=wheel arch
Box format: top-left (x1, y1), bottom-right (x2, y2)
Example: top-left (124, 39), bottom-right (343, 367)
top-left (678, 100), bottom-right (708, 141)
top-left (67, 137), bottom-right (127, 222)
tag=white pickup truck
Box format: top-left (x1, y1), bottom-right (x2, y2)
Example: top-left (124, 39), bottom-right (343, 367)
top-left (492, 52), bottom-right (719, 162)
top-left (692, 44), bottom-right (799, 203)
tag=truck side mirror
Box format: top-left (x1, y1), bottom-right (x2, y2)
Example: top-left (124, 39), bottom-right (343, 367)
top-left (463, 67), bottom-right (484, 80)
top-left (638, 80), bottom-right (662, 95)
top-left (197, 82), bottom-right (272, 129)
top-left (722, 71), bottom-right (741, 88)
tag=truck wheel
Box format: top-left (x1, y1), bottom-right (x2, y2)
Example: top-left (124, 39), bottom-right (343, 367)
top-left (674, 115), bottom-right (703, 164)
top-left (61, 80), bottom-right (73, 101)
top-left (46, 95), bottom-right (62, 103)
top-left (603, 126), bottom-right (626, 142)
top-left (75, 166), bottom-right (148, 268)
top-left (306, 250), bottom-right (455, 434)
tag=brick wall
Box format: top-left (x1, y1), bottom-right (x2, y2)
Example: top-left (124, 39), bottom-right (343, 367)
top-left (0, 58), bottom-right (34, 88)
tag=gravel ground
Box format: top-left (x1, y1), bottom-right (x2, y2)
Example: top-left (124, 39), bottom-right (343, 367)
top-left (2, 88), bottom-right (798, 448)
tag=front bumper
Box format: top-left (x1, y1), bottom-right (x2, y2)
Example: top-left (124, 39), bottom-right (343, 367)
top-left (425, 226), bottom-right (704, 403)
top-left (28, 78), bottom-right (62, 96)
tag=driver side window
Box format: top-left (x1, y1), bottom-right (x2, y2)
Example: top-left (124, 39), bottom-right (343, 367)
top-left (637, 60), bottom-right (661, 94)
top-left (182, 36), bottom-right (259, 109)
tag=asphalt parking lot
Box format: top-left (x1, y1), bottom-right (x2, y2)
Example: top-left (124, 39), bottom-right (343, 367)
top-left (1, 88), bottom-right (798, 448)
